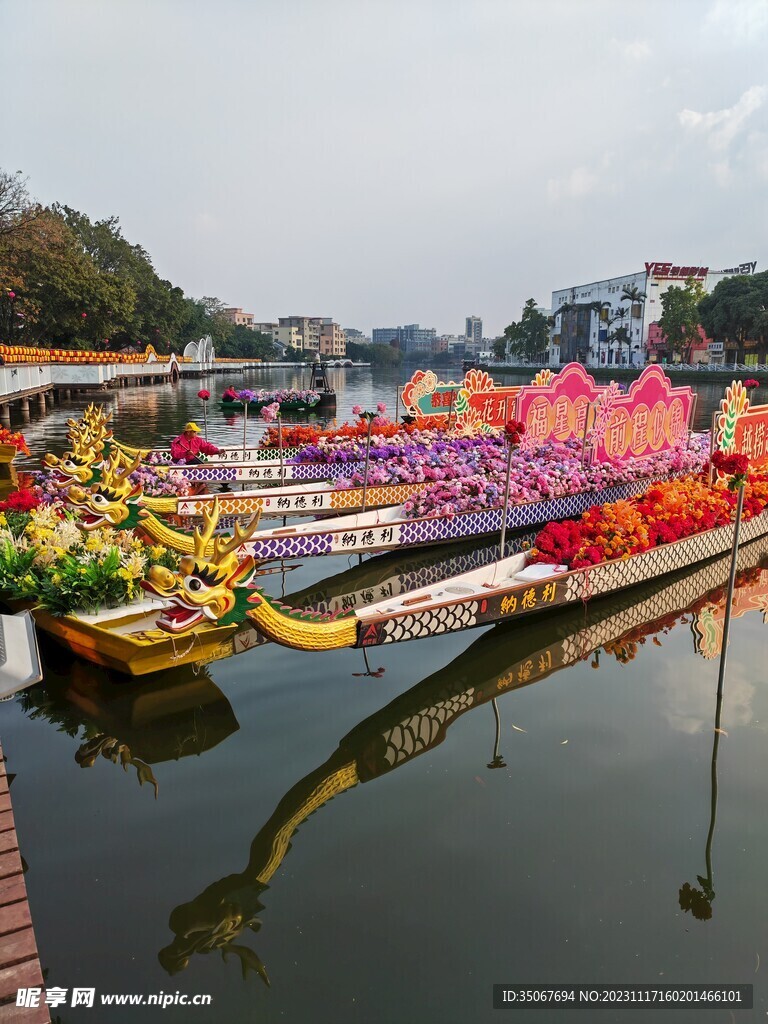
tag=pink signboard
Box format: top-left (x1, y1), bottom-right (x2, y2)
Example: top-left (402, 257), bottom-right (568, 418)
top-left (515, 363), bottom-right (604, 445)
top-left (515, 363), bottom-right (694, 460)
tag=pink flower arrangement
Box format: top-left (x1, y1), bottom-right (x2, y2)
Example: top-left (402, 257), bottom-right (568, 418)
top-left (198, 389), bottom-right (210, 400)
top-left (352, 405), bottom-right (363, 416)
top-left (744, 378), bottom-right (760, 389)
top-left (260, 402), bottom-right (281, 422)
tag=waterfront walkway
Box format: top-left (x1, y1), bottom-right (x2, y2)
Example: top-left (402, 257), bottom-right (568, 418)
top-left (0, 742), bottom-right (49, 1023)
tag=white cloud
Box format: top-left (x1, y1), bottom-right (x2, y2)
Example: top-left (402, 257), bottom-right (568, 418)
top-left (547, 166), bottom-right (599, 203)
top-left (704, 0), bottom-right (768, 43)
top-left (679, 85), bottom-right (767, 151)
top-left (655, 658), bottom-right (755, 735)
top-left (611, 37), bottom-right (651, 60)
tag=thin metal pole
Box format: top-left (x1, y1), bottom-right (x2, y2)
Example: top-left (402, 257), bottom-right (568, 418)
top-left (361, 418), bottom-right (373, 512)
top-left (395, 386), bottom-right (400, 424)
top-left (498, 437), bottom-right (514, 560)
top-left (716, 482), bottom-right (745, 694)
top-left (273, 413), bottom-right (282, 486)
top-left (202, 401), bottom-right (208, 440)
top-left (580, 402), bottom-right (594, 469)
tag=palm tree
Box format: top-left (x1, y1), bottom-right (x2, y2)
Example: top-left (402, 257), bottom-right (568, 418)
top-left (613, 305), bottom-right (629, 365)
top-left (590, 301), bottom-right (609, 367)
top-left (621, 285), bottom-right (647, 365)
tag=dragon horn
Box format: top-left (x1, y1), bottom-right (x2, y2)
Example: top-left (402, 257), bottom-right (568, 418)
top-left (193, 498), bottom-right (221, 558)
top-left (211, 508), bottom-right (262, 563)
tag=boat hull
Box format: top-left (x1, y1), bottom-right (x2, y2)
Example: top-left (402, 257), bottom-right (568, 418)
top-left (145, 481), bottom-right (430, 519)
top-left (354, 509), bottom-right (768, 648)
top-left (30, 607), bottom-right (262, 677)
top-left (219, 400), bottom-right (319, 412)
top-left (240, 476), bottom-right (677, 562)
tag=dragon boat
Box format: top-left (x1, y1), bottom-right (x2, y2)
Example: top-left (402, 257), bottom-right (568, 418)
top-left (245, 497), bottom-right (768, 650)
top-left (157, 540), bottom-right (768, 979)
top-left (24, 502), bottom-right (262, 676)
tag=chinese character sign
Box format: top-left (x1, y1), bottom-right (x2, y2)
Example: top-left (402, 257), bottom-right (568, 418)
top-left (515, 363), bottom-right (694, 460)
top-left (591, 367), bottom-right (693, 462)
top-left (401, 367), bottom-right (521, 431)
top-left (714, 380), bottom-right (768, 472)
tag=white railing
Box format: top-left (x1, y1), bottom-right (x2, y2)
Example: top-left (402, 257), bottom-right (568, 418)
top-left (0, 364), bottom-right (53, 399)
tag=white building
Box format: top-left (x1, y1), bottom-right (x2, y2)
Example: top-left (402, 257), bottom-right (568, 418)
top-left (550, 260), bottom-right (758, 367)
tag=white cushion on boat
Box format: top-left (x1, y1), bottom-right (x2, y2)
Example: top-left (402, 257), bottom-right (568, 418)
top-left (512, 564), bottom-right (568, 582)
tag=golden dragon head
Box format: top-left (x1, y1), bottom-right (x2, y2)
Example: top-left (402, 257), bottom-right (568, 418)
top-left (142, 499), bottom-right (261, 634)
top-left (67, 451), bottom-right (142, 529)
top-left (43, 406), bottom-right (113, 487)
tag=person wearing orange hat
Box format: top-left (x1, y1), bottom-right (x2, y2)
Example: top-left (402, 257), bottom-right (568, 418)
top-left (170, 422), bottom-right (221, 464)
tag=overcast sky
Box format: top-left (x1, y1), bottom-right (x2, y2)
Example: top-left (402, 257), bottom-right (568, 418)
top-left (1, 0), bottom-right (766, 336)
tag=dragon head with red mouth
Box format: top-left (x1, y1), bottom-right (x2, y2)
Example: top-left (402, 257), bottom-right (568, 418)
top-left (142, 499), bottom-right (260, 634)
top-left (67, 451), bottom-right (142, 529)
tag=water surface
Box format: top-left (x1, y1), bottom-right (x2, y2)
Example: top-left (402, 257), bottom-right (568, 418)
top-left (2, 367), bottom-right (766, 1023)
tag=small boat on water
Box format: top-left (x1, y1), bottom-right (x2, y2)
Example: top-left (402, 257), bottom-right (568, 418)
top-left (245, 502), bottom-right (768, 651)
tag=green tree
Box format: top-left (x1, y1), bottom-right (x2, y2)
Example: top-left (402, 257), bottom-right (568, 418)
top-left (659, 278), bottom-right (706, 362)
top-left (492, 336), bottom-right (507, 360)
top-left (500, 298), bottom-right (549, 362)
top-left (699, 270), bottom-right (768, 362)
top-left (57, 206), bottom-right (188, 352)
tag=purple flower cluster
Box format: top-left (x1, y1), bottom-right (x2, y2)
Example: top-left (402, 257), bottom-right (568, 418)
top-left (400, 435), bottom-right (710, 518)
top-left (291, 429), bottom-right (496, 466)
top-left (129, 465), bottom-right (195, 497)
top-left (255, 388), bottom-right (320, 406)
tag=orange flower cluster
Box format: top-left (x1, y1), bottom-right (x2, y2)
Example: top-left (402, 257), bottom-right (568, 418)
top-left (0, 427), bottom-right (30, 456)
top-left (260, 418), bottom-right (418, 449)
top-left (533, 475), bottom-right (768, 569)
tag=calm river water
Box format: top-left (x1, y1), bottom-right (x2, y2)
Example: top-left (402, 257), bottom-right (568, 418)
top-left (1, 367), bottom-right (767, 1023)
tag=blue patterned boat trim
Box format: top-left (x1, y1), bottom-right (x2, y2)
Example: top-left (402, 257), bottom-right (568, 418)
top-left (180, 460), bottom-right (364, 483)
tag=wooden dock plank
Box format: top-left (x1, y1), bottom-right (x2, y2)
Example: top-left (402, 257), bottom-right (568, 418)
top-left (0, 957), bottom-right (45, 1000)
top-left (0, 743), bottom-right (49, 1023)
top-left (0, 832), bottom-right (18, 856)
top-left (0, 851), bottom-right (23, 881)
top-left (0, 1003), bottom-right (52, 1024)
top-left (0, 902), bottom-right (32, 938)
top-left (0, 927), bottom-right (38, 968)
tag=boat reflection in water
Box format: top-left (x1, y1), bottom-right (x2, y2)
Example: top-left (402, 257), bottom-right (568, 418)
top-left (158, 536), bottom-right (768, 983)
top-left (18, 643), bottom-right (240, 795)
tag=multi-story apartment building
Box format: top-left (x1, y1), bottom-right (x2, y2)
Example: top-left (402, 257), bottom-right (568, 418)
top-left (319, 319), bottom-right (346, 357)
top-left (550, 260), bottom-right (758, 367)
top-left (223, 308), bottom-right (255, 327)
top-left (372, 327), bottom-right (400, 346)
top-left (251, 321), bottom-right (278, 337)
top-left (465, 316), bottom-right (482, 353)
top-left (372, 324), bottom-right (437, 356)
top-left (278, 316), bottom-right (321, 353)
top-left (344, 328), bottom-right (371, 344)
top-left (275, 325), bottom-right (303, 351)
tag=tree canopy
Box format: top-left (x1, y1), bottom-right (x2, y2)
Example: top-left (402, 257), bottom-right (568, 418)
top-left (659, 278), bottom-right (706, 359)
top-left (698, 271), bottom-right (768, 358)
top-left (499, 298), bottom-right (549, 361)
top-left (0, 166), bottom-right (275, 355)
